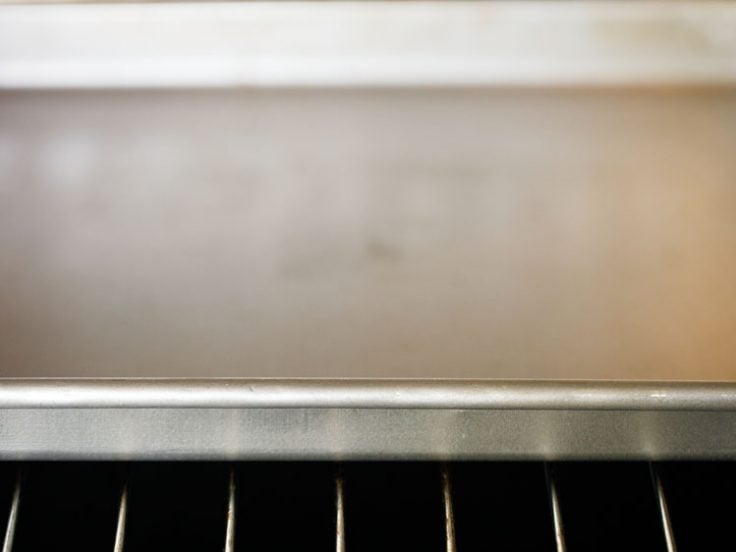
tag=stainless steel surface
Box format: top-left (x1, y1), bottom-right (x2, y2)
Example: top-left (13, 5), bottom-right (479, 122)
top-left (2, 380), bottom-right (736, 410)
top-left (1, 2), bottom-right (735, 88)
top-left (3, 380), bottom-right (736, 458)
top-left (4, 405), bottom-right (736, 460)
top-left (651, 464), bottom-right (677, 552)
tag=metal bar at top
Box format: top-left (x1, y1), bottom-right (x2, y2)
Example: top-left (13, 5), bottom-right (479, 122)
top-left (0, 2), bottom-right (735, 89)
top-left (1, 379), bottom-right (736, 411)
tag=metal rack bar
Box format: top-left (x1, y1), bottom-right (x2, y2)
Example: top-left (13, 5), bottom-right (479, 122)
top-left (1, 472), bottom-right (20, 552)
top-left (224, 468), bottom-right (236, 552)
top-left (112, 483), bottom-right (127, 552)
top-left (441, 465), bottom-right (456, 552)
top-left (650, 464), bottom-right (678, 552)
top-left (545, 464), bottom-right (567, 552)
top-left (336, 468), bottom-right (345, 552)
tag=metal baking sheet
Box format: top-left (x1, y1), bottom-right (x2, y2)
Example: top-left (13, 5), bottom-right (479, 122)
top-left (2, 86), bottom-right (736, 380)
top-left (2, 380), bottom-right (736, 460)
top-left (2, 1), bottom-right (736, 459)
top-left (1, 1), bottom-right (736, 381)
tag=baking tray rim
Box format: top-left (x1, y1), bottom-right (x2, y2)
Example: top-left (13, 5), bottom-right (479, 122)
top-left (2, 379), bottom-right (736, 411)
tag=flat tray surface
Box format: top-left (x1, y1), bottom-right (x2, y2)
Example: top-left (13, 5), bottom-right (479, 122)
top-left (2, 89), bottom-right (736, 380)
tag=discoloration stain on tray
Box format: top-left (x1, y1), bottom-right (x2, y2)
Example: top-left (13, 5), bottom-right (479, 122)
top-left (365, 239), bottom-right (402, 264)
top-left (595, 19), bottom-right (711, 53)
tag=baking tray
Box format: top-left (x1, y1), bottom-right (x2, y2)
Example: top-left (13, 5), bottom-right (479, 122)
top-left (1, 1), bottom-right (736, 459)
